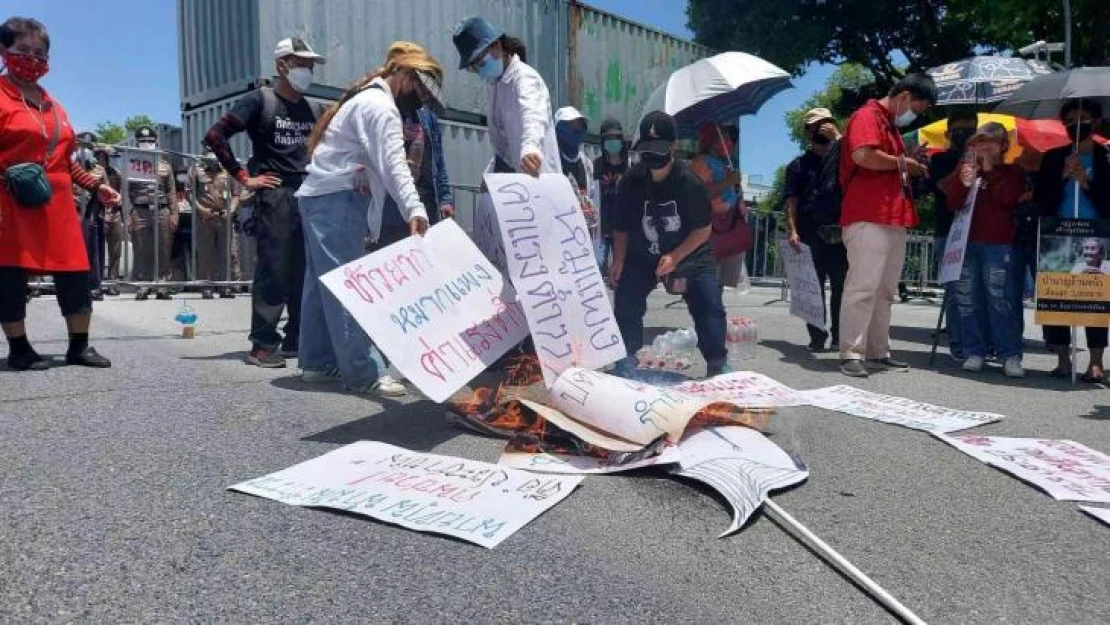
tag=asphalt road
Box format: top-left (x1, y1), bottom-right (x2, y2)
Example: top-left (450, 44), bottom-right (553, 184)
top-left (2, 286), bottom-right (1108, 624)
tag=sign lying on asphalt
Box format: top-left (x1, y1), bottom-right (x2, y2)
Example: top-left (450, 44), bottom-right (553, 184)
top-left (800, 385), bottom-right (1003, 433)
top-left (1080, 506), bottom-right (1110, 526)
top-left (937, 435), bottom-right (1110, 503)
top-left (778, 239), bottom-right (827, 329)
top-left (229, 441), bottom-right (583, 549)
top-left (676, 371), bottom-right (807, 408)
top-left (320, 220), bottom-right (528, 402)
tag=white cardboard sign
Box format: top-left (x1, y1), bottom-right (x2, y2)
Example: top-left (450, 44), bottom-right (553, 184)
top-left (675, 371), bottom-right (806, 408)
top-left (229, 441), bottom-right (584, 549)
top-left (939, 179), bottom-right (980, 284)
top-left (800, 385), bottom-right (1002, 433)
top-left (937, 435), bottom-right (1110, 503)
top-left (1080, 506), bottom-right (1110, 526)
top-left (485, 173), bottom-right (626, 386)
top-left (320, 220), bottom-right (528, 402)
top-left (472, 193), bottom-right (509, 275)
top-left (778, 240), bottom-right (827, 329)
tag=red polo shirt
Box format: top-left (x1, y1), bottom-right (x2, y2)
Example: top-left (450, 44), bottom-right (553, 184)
top-left (839, 99), bottom-right (919, 229)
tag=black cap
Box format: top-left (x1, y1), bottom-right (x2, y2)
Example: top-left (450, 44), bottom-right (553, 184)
top-left (134, 125), bottom-right (157, 141)
top-left (76, 132), bottom-right (98, 146)
top-left (634, 111), bottom-right (676, 154)
top-left (600, 118), bottom-right (623, 138)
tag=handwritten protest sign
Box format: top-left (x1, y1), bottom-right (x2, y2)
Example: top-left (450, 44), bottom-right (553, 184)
top-left (939, 179), bottom-right (979, 284)
top-left (472, 193), bottom-right (508, 275)
top-left (670, 427), bottom-right (809, 536)
top-left (937, 435), bottom-right (1110, 503)
top-left (800, 385), bottom-right (1002, 433)
top-left (778, 240), bottom-right (826, 329)
top-left (229, 441), bottom-right (583, 549)
top-left (1080, 506), bottom-right (1110, 526)
top-left (485, 173), bottom-right (626, 386)
top-left (676, 371), bottom-right (806, 408)
top-left (1034, 218), bottom-right (1110, 326)
top-left (320, 220), bottom-right (528, 402)
top-left (500, 442), bottom-right (682, 474)
top-left (120, 147), bottom-right (157, 183)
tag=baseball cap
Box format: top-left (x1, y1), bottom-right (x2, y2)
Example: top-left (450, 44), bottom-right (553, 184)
top-left (634, 111), bottom-right (677, 154)
top-left (803, 107), bottom-right (835, 127)
top-left (967, 121), bottom-right (1009, 147)
top-left (554, 106), bottom-right (588, 126)
top-left (599, 118), bottom-right (623, 138)
top-left (274, 37), bottom-right (326, 64)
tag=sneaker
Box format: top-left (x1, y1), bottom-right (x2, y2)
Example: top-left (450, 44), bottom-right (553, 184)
top-left (247, 348), bottom-right (286, 368)
top-left (807, 339), bottom-right (828, 353)
top-left (90, 289), bottom-right (104, 301)
top-left (868, 357), bottom-right (910, 371)
top-left (201, 289), bottom-right (215, 300)
top-left (279, 341), bottom-right (298, 358)
top-left (155, 290), bottom-right (172, 300)
top-left (218, 289), bottom-right (235, 299)
top-left (962, 355), bottom-right (985, 373)
top-left (65, 346), bottom-right (111, 368)
top-left (840, 359), bottom-right (869, 378)
top-left (950, 351), bottom-right (968, 363)
top-left (135, 288), bottom-right (149, 301)
top-left (1003, 357), bottom-right (1025, 378)
top-left (302, 367), bottom-right (342, 383)
top-left (359, 374), bottom-right (407, 398)
top-left (706, 363), bottom-right (732, 378)
top-left (7, 350), bottom-right (49, 371)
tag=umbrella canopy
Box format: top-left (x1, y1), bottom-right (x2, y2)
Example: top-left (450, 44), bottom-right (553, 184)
top-left (994, 66), bottom-right (1110, 119)
top-left (927, 56), bottom-right (1054, 105)
top-left (903, 113), bottom-right (1074, 163)
top-left (640, 52), bottom-right (792, 137)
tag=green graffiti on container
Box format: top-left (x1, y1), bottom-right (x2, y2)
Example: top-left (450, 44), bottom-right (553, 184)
top-left (584, 91), bottom-right (600, 121)
top-left (606, 60), bottom-right (622, 101)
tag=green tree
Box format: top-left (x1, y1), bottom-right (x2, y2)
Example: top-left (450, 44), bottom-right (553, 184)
top-left (93, 121), bottom-right (126, 145)
top-left (687, 0), bottom-right (990, 90)
top-left (953, 0), bottom-right (1110, 68)
top-left (123, 115), bottom-right (156, 136)
top-left (783, 64), bottom-right (875, 150)
top-left (756, 165), bottom-right (787, 216)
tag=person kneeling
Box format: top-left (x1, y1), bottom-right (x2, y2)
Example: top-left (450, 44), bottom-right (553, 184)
top-left (610, 112), bottom-right (729, 378)
top-left (939, 122), bottom-right (1025, 377)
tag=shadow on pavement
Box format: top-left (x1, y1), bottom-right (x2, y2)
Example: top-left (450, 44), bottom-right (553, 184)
top-left (300, 399), bottom-right (460, 451)
top-left (182, 350), bottom-right (251, 363)
top-left (1080, 405), bottom-right (1110, 420)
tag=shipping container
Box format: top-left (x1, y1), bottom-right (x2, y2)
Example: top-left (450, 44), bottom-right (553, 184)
top-left (178, 0), bottom-right (711, 132)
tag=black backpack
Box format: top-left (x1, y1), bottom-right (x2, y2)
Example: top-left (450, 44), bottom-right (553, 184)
top-left (800, 139), bottom-right (856, 227)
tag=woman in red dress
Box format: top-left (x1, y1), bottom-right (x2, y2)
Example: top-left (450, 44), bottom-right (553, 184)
top-left (0, 17), bottom-right (118, 370)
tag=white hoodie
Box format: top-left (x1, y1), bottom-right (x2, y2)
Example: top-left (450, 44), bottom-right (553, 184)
top-left (297, 76), bottom-right (428, 240)
top-left (486, 55), bottom-right (561, 175)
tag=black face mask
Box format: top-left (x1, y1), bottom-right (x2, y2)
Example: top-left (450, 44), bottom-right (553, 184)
top-left (640, 151), bottom-right (672, 170)
top-left (395, 90), bottom-right (422, 114)
top-left (811, 133), bottom-right (831, 146)
top-left (1067, 122), bottom-right (1095, 142)
top-left (949, 128), bottom-right (975, 151)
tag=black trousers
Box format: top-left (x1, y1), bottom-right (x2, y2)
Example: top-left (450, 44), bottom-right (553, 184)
top-left (248, 186), bottom-right (304, 351)
top-left (801, 234), bottom-right (848, 345)
top-left (0, 267), bottom-right (91, 324)
top-left (1043, 325), bottom-right (1109, 350)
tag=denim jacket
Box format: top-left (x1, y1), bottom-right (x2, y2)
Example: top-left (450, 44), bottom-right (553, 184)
top-left (383, 107), bottom-right (454, 226)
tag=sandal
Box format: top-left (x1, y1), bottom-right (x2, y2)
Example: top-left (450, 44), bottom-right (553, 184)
top-left (1080, 371), bottom-right (1106, 384)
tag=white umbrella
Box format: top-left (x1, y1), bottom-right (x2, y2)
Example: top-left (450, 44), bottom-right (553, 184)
top-left (640, 51), bottom-right (792, 137)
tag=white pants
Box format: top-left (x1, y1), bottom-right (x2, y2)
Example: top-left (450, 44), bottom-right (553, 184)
top-left (838, 222), bottom-right (907, 361)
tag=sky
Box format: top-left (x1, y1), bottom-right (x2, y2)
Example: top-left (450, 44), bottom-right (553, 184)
top-left (3, 0), bottom-right (834, 181)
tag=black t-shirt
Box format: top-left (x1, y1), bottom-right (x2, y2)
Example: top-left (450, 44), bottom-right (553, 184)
top-left (561, 155), bottom-right (587, 191)
top-left (229, 89), bottom-right (318, 179)
top-left (783, 150), bottom-right (824, 236)
top-left (928, 150), bottom-right (962, 236)
top-left (616, 160), bottom-right (713, 274)
top-left (594, 156), bottom-right (627, 236)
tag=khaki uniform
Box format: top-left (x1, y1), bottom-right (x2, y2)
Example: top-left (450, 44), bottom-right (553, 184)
top-left (101, 164), bottom-right (124, 280)
top-left (188, 166), bottom-right (238, 284)
top-left (127, 158), bottom-right (176, 282)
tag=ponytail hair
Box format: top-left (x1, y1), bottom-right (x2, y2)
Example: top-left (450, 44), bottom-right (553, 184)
top-left (498, 35), bottom-right (527, 64)
top-left (307, 41), bottom-right (443, 155)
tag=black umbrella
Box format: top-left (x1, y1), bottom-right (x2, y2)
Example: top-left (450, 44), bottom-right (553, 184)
top-left (994, 66), bottom-right (1110, 119)
top-left (927, 56), bottom-right (1055, 105)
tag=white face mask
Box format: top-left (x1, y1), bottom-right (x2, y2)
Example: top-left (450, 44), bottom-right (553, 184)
top-left (893, 96), bottom-right (918, 128)
top-left (286, 66), bottom-right (313, 93)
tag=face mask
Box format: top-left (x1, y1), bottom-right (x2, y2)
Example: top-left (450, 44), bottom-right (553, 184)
top-left (640, 151), bottom-right (672, 170)
top-left (285, 66), bottom-right (313, 93)
top-left (476, 53), bottom-right (504, 84)
top-left (893, 98), bottom-right (918, 128)
top-left (603, 138), bottom-right (623, 155)
top-left (138, 141), bottom-right (156, 150)
top-left (949, 128), bottom-right (975, 150)
top-left (76, 147), bottom-right (94, 164)
top-left (557, 124), bottom-right (585, 151)
top-left (1067, 121), bottom-right (1094, 142)
top-left (3, 51), bottom-right (49, 83)
top-left (811, 133), bottom-right (831, 146)
top-left (395, 89), bottom-right (422, 114)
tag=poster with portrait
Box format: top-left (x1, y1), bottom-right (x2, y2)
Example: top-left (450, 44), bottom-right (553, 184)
top-left (1035, 218), bottom-right (1110, 327)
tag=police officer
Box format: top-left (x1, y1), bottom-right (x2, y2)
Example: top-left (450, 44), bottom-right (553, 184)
top-left (127, 125), bottom-right (177, 300)
top-left (188, 150), bottom-right (237, 299)
top-left (72, 132), bottom-right (105, 300)
top-left (96, 145), bottom-right (123, 295)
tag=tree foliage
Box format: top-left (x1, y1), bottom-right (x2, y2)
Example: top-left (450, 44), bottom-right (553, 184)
top-left (953, 0), bottom-right (1110, 68)
top-left (783, 64), bottom-right (875, 150)
top-left (93, 114), bottom-right (156, 145)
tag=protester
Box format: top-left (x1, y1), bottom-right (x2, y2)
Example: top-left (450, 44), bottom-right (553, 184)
top-left (939, 122), bottom-right (1025, 377)
top-left (0, 17), bottom-right (117, 370)
top-left (927, 109), bottom-right (979, 361)
top-left (554, 106), bottom-right (599, 240)
top-left (128, 125), bottom-right (177, 300)
top-left (837, 74), bottom-right (936, 377)
top-left (295, 41), bottom-right (442, 397)
top-left (610, 111), bottom-right (729, 377)
top-left (593, 118), bottom-right (628, 273)
top-left (205, 37), bottom-right (326, 367)
top-left (72, 131), bottom-right (106, 301)
top-left (1035, 99), bottom-right (1110, 381)
top-left (189, 152), bottom-right (237, 299)
top-left (688, 121), bottom-right (749, 292)
top-left (453, 16), bottom-right (560, 176)
top-left (783, 108), bottom-right (848, 352)
top-left (373, 100), bottom-right (454, 251)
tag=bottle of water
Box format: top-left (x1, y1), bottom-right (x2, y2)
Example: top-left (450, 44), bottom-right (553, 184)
top-left (727, 317), bottom-right (758, 365)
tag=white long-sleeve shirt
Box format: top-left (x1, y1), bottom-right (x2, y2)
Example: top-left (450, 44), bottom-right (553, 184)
top-left (487, 55), bottom-right (561, 175)
top-left (296, 77), bottom-right (427, 240)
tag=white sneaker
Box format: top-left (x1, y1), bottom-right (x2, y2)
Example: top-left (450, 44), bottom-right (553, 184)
top-left (962, 355), bottom-right (985, 372)
top-left (370, 374), bottom-right (408, 397)
top-left (1003, 356), bottom-right (1025, 378)
top-left (301, 367), bottom-right (341, 383)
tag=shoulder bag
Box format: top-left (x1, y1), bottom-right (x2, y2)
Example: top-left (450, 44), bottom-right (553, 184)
top-left (3, 98), bottom-right (61, 208)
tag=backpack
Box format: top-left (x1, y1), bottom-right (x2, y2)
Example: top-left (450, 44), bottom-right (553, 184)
top-left (800, 139), bottom-right (856, 227)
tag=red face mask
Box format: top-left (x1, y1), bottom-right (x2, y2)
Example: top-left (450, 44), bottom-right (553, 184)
top-left (3, 52), bottom-right (50, 83)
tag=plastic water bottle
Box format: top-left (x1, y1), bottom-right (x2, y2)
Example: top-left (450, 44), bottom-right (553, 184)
top-left (727, 317), bottom-right (758, 365)
top-left (175, 301), bottom-right (198, 339)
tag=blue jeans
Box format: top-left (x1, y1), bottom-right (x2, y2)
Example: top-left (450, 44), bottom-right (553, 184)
top-left (614, 261), bottom-right (728, 368)
top-left (935, 235), bottom-right (964, 356)
top-left (954, 243), bottom-right (1023, 359)
top-left (298, 190), bottom-right (388, 388)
